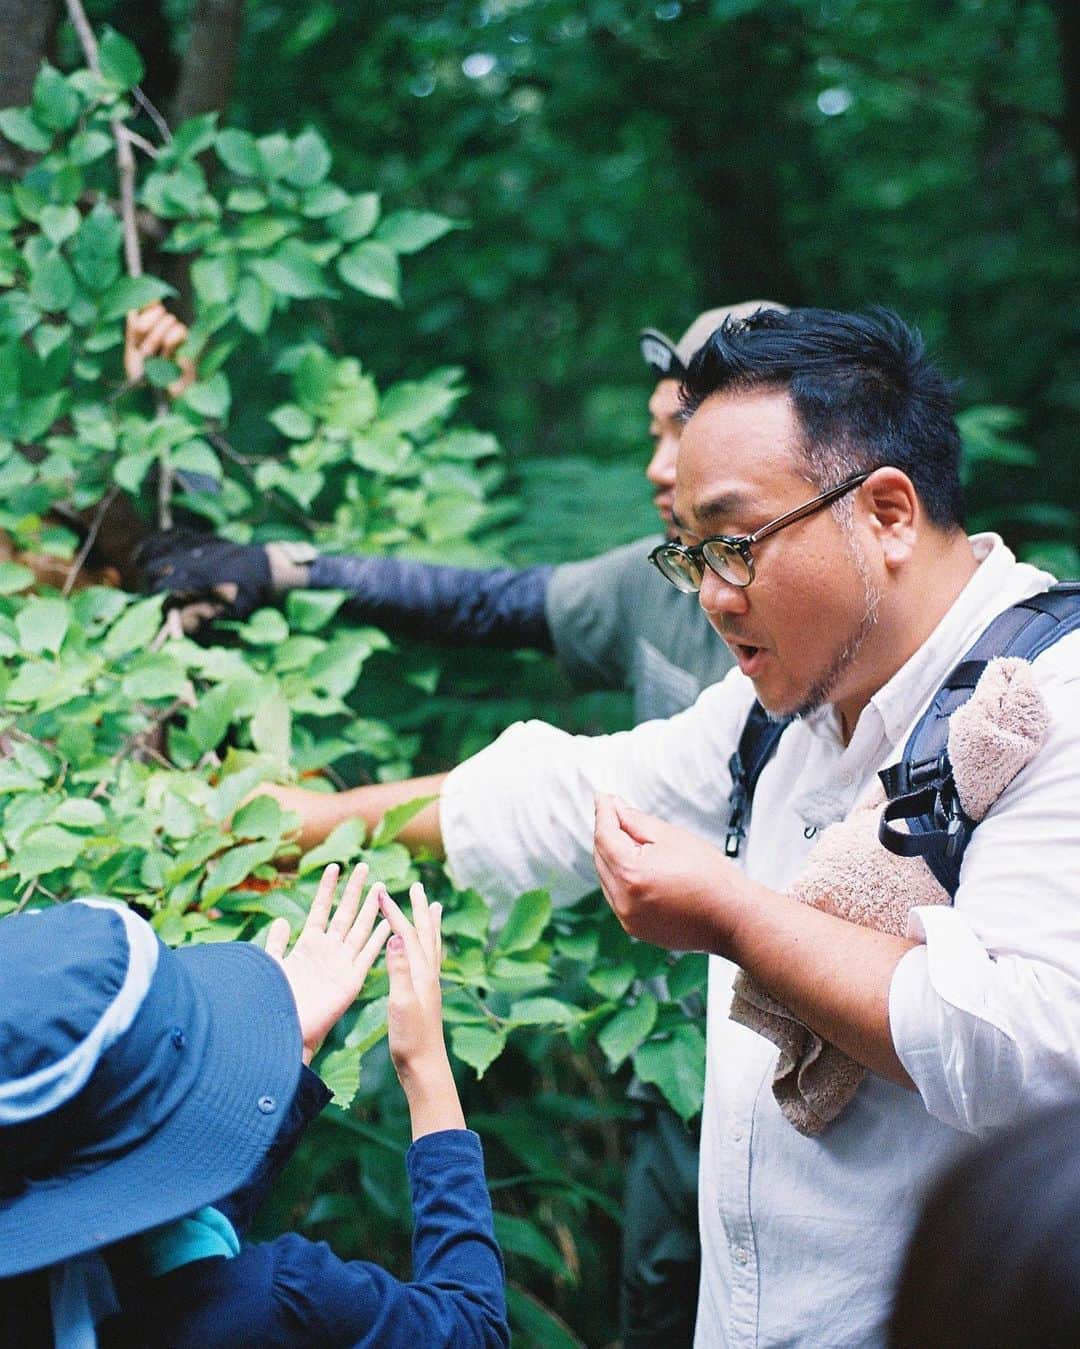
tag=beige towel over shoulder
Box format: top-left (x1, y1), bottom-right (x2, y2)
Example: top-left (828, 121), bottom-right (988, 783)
top-left (729, 657), bottom-right (1050, 1136)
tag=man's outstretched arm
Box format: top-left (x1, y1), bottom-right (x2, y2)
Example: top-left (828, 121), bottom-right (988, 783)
top-left (257, 774), bottom-right (448, 857)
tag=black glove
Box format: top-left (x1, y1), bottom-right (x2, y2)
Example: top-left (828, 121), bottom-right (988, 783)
top-left (136, 529), bottom-right (273, 621)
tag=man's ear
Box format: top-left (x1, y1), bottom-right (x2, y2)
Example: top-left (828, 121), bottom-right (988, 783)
top-left (860, 468), bottom-right (918, 569)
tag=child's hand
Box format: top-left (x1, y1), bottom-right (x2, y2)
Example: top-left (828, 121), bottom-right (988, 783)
top-left (379, 883), bottom-right (466, 1138)
top-left (266, 863), bottom-right (390, 1064)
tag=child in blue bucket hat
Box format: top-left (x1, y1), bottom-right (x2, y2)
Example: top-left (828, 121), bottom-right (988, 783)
top-left (0, 863), bottom-right (508, 1348)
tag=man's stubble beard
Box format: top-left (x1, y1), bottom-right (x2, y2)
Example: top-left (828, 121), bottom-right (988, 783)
top-left (773, 531), bottom-right (882, 723)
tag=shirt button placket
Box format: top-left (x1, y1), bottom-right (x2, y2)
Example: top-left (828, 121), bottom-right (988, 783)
top-left (723, 1103), bottom-right (760, 1345)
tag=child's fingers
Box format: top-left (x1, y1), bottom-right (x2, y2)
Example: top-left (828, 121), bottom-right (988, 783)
top-left (430, 903), bottom-right (444, 970)
top-left (328, 862), bottom-right (368, 938)
top-left (306, 863), bottom-right (340, 934)
top-left (264, 916), bottom-right (291, 961)
top-left (409, 880), bottom-right (432, 953)
top-left (353, 918), bottom-right (391, 982)
top-left (385, 932), bottom-right (415, 1003)
top-left (344, 880), bottom-right (384, 957)
top-left (378, 890), bottom-right (429, 988)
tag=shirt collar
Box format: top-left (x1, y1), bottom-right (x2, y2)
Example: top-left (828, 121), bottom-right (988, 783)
top-left (869, 533), bottom-right (1055, 746)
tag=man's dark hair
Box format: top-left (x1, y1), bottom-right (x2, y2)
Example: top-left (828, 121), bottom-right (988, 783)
top-left (680, 307), bottom-right (965, 528)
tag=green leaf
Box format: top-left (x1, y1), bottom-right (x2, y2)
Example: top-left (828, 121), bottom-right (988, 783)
top-left (103, 595), bottom-right (164, 658)
top-left (250, 240), bottom-right (335, 300)
top-left (29, 249), bottom-right (76, 312)
top-left (379, 379), bottom-right (461, 433)
top-left (450, 1023), bottom-right (506, 1077)
top-left (504, 1285), bottom-right (585, 1349)
top-left (167, 112), bottom-right (219, 162)
top-left (667, 952), bottom-right (708, 1001)
top-left (316, 1044), bottom-right (362, 1109)
top-left (51, 798), bottom-right (107, 829)
top-left (0, 108), bottom-right (52, 153)
top-left (71, 203), bottom-right (123, 291)
top-left (494, 888), bottom-right (551, 955)
top-left (298, 815), bottom-right (368, 876)
top-left (250, 685), bottom-right (291, 763)
top-left (337, 241), bottom-right (400, 303)
top-left (202, 838), bottom-right (281, 903)
top-left (301, 182), bottom-right (350, 218)
top-left (181, 373), bottom-right (231, 420)
top-left (231, 793), bottom-right (283, 840)
top-left (98, 274), bottom-right (174, 322)
top-left (236, 608), bottom-right (290, 645)
top-left (68, 129), bottom-right (113, 166)
top-left (284, 589), bottom-right (346, 633)
top-left (0, 562), bottom-right (35, 594)
top-left (597, 994), bottom-right (658, 1070)
top-left (235, 273), bottom-right (273, 333)
top-left (31, 66), bottom-right (82, 133)
top-left (216, 128), bottom-right (263, 177)
top-left (632, 1024), bottom-right (707, 1122)
top-left (39, 204), bottom-right (81, 246)
top-left (374, 210), bottom-right (460, 255)
top-left (327, 193), bottom-right (380, 242)
top-left (98, 27), bottom-right (146, 92)
top-left (14, 824), bottom-right (84, 879)
top-left (507, 996), bottom-right (580, 1026)
top-left (286, 127), bottom-right (332, 188)
top-left (269, 403), bottom-right (316, 440)
top-left (191, 254), bottom-right (236, 306)
top-left (493, 1213), bottom-right (567, 1278)
top-left (344, 994), bottom-right (389, 1051)
top-left (370, 794), bottom-right (437, 847)
top-left (587, 961), bottom-right (635, 1000)
top-left (15, 597), bottom-right (70, 654)
top-left (441, 889), bottom-right (491, 943)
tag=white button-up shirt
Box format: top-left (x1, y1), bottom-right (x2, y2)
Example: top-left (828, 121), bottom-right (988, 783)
top-left (441, 536), bottom-right (1080, 1346)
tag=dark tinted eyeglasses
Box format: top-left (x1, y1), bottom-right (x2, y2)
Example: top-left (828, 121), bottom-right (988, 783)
top-left (649, 472), bottom-right (871, 593)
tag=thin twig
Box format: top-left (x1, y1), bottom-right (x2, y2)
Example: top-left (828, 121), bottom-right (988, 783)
top-left (61, 486), bottom-right (120, 596)
top-left (131, 85), bottom-right (172, 143)
top-left (64, 0), bottom-right (143, 277)
top-left (124, 128), bottom-right (160, 160)
top-left (15, 879), bottom-right (39, 914)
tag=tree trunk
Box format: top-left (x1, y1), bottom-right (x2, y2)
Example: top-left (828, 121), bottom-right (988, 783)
top-left (172, 0), bottom-right (246, 125)
top-left (0, 0), bottom-right (59, 175)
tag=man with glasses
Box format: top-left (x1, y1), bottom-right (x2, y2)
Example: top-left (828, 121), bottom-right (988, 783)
top-left (262, 306), bottom-right (1080, 1346)
top-left (141, 301), bottom-right (783, 1349)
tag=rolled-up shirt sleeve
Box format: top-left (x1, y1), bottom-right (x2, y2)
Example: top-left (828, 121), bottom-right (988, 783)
top-left (440, 669), bottom-right (757, 921)
top-left (889, 643), bottom-right (1080, 1136)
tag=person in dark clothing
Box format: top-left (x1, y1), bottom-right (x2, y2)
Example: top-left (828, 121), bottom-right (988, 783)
top-left (0, 865), bottom-right (508, 1349)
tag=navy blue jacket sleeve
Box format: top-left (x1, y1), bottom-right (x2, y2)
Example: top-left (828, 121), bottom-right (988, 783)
top-left (309, 553), bottom-right (555, 652)
top-left (137, 1129), bottom-right (508, 1348)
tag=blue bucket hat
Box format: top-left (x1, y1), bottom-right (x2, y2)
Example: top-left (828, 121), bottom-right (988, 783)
top-left (0, 900), bottom-right (301, 1279)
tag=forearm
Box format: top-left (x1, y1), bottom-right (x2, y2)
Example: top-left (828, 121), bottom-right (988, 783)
top-left (310, 554), bottom-right (555, 651)
top-left (726, 876), bottom-right (918, 1088)
top-left (264, 774), bottom-right (448, 855)
top-left (400, 1052), bottom-right (467, 1141)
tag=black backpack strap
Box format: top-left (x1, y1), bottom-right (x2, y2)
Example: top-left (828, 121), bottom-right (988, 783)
top-left (878, 582), bottom-right (1080, 896)
top-left (725, 702), bottom-right (790, 858)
